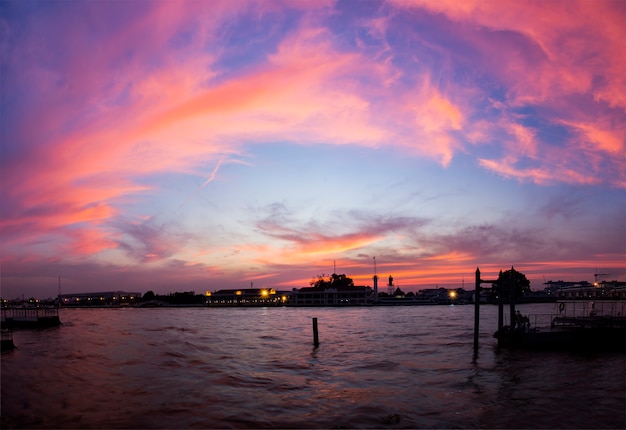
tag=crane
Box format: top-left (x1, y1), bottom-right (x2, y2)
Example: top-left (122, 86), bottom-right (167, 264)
top-left (594, 270), bottom-right (609, 285)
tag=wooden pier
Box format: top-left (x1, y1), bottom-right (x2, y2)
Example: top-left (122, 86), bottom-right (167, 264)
top-left (1, 306), bottom-right (61, 329)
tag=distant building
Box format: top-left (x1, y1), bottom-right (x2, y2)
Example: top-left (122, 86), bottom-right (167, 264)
top-left (543, 280), bottom-right (626, 299)
top-left (418, 287), bottom-right (450, 303)
top-left (206, 288), bottom-right (290, 305)
top-left (599, 280), bottom-right (626, 299)
top-left (59, 291), bottom-right (141, 306)
top-left (290, 285), bottom-right (373, 306)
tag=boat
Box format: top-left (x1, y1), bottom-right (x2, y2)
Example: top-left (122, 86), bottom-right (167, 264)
top-left (494, 301), bottom-right (626, 351)
top-left (0, 305), bottom-right (61, 329)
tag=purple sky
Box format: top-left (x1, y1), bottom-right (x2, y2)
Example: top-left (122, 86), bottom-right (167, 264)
top-left (1, 0), bottom-right (624, 298)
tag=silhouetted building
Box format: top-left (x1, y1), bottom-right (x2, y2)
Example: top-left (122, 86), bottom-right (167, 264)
top-left (290, 285), bottom-right (373, 306)
top-left (545, 280), bottom-right (626, 299)
top-left (59, 291), bottom-right (140, 306)
top-left (206, 288), bottom-right (290, 305)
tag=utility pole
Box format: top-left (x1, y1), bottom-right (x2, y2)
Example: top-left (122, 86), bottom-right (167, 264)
top-left (372, 256), bottom-right (378, 301)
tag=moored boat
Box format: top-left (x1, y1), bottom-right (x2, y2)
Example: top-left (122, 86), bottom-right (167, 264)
top-left (494, 301), bottom-right (626, 351)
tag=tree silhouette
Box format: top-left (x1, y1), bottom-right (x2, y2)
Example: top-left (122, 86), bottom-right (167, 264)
top-left (393, 287), bottom-right (405, 297)
top-left (491, 267), bottom-right (531, 301)
top-left (310, 273), bottom-right (354, 289)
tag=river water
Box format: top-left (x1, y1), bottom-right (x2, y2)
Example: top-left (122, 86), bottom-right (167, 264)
top-left (1, 304), bottom-right (624, 429)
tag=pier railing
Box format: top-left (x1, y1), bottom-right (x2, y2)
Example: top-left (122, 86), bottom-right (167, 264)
top-left (509, 301), bottom-right (626, 331)
top-left (1, 306), bottom-right (59, 322)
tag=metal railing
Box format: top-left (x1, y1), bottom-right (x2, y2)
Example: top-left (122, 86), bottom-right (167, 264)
top-left (506, 301), bottom-right (626, 331)
top-left (1, 306), bottom-right (59, 322)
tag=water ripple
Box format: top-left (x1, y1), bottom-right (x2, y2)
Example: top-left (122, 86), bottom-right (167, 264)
top-left (1, 305), bottom-right (624, 429)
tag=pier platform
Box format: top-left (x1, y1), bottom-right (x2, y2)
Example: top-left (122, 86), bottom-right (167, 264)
top-left (1, 306), bottom-right (61, 329)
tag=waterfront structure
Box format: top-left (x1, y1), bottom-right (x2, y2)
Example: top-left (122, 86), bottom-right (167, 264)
top-left (472, 267), bottom-right (626, 351)
top-left (206, 288), bottom-right (290, 306)
top-left (493, 300), bottom-right (626, 351)
top-left (418, 287), bottom-right (450, 303)
top-left (1, 306), bottom-right (61, 329)
top-left (58, 291), bottom-right (141, 306)
top-left (290, 285), bottom-right (373, 306)
top-left (372, 274), bottom-right (378, 301)
top-left (543, 280), bottom-right (626, 299)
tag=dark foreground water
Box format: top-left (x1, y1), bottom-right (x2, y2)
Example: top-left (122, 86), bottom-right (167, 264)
top-left (1, 304), bottom-right (624, 429)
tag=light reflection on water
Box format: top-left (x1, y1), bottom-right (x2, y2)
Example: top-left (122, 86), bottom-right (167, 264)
top-left (1, 304), bottom-right (624, 429)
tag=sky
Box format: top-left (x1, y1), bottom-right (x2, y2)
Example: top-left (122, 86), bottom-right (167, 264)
top-left (1, 0), bottom-right (625, 299)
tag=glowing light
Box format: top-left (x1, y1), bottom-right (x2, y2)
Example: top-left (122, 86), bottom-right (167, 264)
top-left (236, 290), bottom-right (242, 295)
top-left (449, 290), bottom-right (457, 299)
top-left (261, 290), bottom-right (269, 297)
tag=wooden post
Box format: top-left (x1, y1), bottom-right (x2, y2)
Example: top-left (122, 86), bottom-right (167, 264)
top-left (474, 267), bottom-right (480, 350)
top-left (509, 269), bottom-right (516, 329)
top-left (498, 281), bottom-right (504, 331)
top-left (312, 317), bottom-right (319, 347)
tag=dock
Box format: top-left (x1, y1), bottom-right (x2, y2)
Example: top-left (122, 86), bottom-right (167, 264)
top-left (0, 306), bottom-right (61, 329)
top-left (494, 301), bottom-right (626, 351)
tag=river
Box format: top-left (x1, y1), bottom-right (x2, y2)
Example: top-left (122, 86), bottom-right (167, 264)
top-left (1, 304), bottom-right (624, 428)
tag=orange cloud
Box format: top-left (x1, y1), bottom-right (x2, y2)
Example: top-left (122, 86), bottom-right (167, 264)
top-left (560, 120), bottom-right (625, 155)
top-left (477, 156), bottom-right (598, 186)
top-left (61, 228), bottom-right (120, 256)
top-left (407, 79), bottom-right (466, 166)
top-left (297, 233), bottom-right (383, 256)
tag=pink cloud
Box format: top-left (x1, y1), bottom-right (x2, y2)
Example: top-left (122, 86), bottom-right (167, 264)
top-left (12, 1), bottom-right (603, 271)
top-left (560, 119), bottom-right (625, 155)
top-left (475, 112), bottom-right (625, 187)
top-left (403, 76), bottom-right (467, 166)
top-left (393, 0), bottom-right (626, 106)
top-left (2, 1), bottom-right (624, 298)
top-left (389, 0), bottom-right (625, 187)
top-left (60, 227), bottom-right (120, 257)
